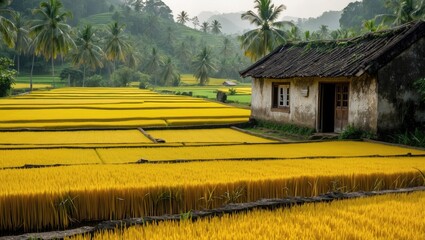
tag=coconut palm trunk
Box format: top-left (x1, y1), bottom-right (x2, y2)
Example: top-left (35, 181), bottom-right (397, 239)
top-left (30, 54), bottom-right (35, 91)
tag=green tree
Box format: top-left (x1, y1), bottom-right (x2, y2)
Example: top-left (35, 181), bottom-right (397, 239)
top-left (191, 16), bottom-right (199, 29)
top-left (193, 47), bottom-right (216, 86)
top-left (177, 11), bottom-right (190, 25)
top-left (144, 48), bottom-right (163, 86)
top-left (104, 21), bottom-right (131, 74)
top-left (175, 41), bottom-right (192, 71)
top-left (143, 0), bottom-right (173, 20)
top-left (0, 3), bottom-right (16, 48)
top-left (211, 19), bottom-right (222, 34)
top-left (377, 0), bottom-right (425, 26)
top-left (160, 57), bottom-right (180, 86)
top-left (11, 12), bottom-right (30, 76)
top-left (0, 0), bottom-right (12, 7)
top-left (0, 57), bottom-right (16, 97)
top-left (201, 21), bottom-right (209, 33)
top-left (221, 37), bottom-right (232, 57)
top-left (71, 24), bottom-right (104, 87)
top-left (287, 26), bottom-right (301, 41)
top-left (30, 0), bottom-right (74, 86)
top-left (362, 19), bottom-right (386, 33)
top-left (318, 25), bottom-right (330, 39)
top-left (340, 0), bottom-right (390, 30)
top-left (240, 0), bottom-right (293, 61)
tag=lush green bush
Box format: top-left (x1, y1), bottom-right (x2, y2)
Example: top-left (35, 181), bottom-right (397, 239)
top-left (0, 58), bottom-right (16, 97)
top-left (60, 68), bottom-right (83, 87)
top-left (339, 125), bottom-right (375, 139)
top-left (84, 75), bottom-right (103, 87)
top-left (112, 67), bottom-right (146, 87)
top-left (392, 128), bottom-right (425, 148)
top-left (229, 88), bottom-right (237, 95)
top-left (255, 120), bottom-right (315, 137)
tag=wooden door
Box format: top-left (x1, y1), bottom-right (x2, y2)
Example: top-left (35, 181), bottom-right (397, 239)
top-left (334, 83), bottom-right (349, 132)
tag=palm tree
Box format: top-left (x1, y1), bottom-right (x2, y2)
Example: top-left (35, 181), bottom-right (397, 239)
top-left (11, 12), bottom-right (30, 76)
top-left (132, 0), bottom-right (144, 12)
top-left (240, 0), bottom-right (294, 61)
top-left (175, 41), bottom-right (191, 71)
top-left (0, 4), bottom-right (16, 48)
top-left (221, 37), bottom-right (232, 57)
top-left (160, 57), bottom-right (179, 86)
top-left (362, 19), bottom-right (387, 33)
top-left (201, 21), bottom-right (209, 33)
top-left (177, 11), bottom-right (190, 25)
top-left (144, 48), bottom-right (163, 86)
top-left (0, 0), bottom-right (12, 7)
top-left (211, 19), bottom-right (222, 34)
top-left (71, 25), bottom-right (104, 87)
top-left (287, 26), bottom-right (301, 41)
top-left (104, 21), bottom-right (131, 74)
top-left (377, 0), bottom-right (425, 26)
top-left (191, 16), bottom-right (200, 29)
top-left (30, 0), bottom-right (74, 86)
top-left (318, 25), bottom-right (330, 39)
top-left (193, 47), bottom-right (216, 86)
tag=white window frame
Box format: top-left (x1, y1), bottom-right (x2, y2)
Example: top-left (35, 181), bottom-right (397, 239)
top-left (278, 84), bottom-right (290, 108)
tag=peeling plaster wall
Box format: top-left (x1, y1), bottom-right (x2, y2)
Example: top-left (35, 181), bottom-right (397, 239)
top-left (377, 37), bottom-right (425, 132)
top-left (251, 76), bottom-right (378, 132)
top-left (349, 74), bottom-right (378, 132)
top-left (251, 78), bottom-right (317, 128)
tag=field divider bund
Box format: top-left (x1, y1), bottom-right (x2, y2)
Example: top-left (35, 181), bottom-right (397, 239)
top-left (2, 153), bottom-right (425, 170)
top-left (3, 186), bottom-right (424, 240)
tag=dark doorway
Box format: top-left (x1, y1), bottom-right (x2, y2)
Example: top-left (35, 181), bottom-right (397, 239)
top-left (319, 83), bottom-right (335, 132)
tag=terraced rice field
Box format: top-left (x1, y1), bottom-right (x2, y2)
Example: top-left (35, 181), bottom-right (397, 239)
top-left (13, 83), bottom-right (52, 90)
top-left (1, 87), bottom-right (424, 237)
top-left (1, 138), bottom-right (424, 232)
top-left (217, 87), bottom-right (252, 95)
top-left (0, 88), bottom-right (250, 129)
top-left (69, 192), bottom-right (425, 240)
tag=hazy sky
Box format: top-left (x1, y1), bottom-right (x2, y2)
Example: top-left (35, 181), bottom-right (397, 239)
top-left (162, 0), bottom-right (357, 19)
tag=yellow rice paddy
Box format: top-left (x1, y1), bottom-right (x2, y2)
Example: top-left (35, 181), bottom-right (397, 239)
top-left (147, 128), bottom-right (275, 143)
top-left (69, 191), bottom-right (425, 240)
top-left (98, 141), bottom-right (425, 163)
top-left (0, 88), bottom-right (250, 129)
top-left (0, 141), bottom-right (423, 168)
top-left (0, 130), bottom-right (151, 145)
top-left (1, 157), bottom-right (423, 232)
top-left (217, 87), bottom-right (252, 95)
top-left (13, 83), bottom-right (52, 89)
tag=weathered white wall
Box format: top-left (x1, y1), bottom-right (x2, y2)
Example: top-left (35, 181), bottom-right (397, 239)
top-left (251, 77), bottom-right (318, 129)
top-left (251, 76), bottom-right (378, 132)
top-left (349, 74), bottom-right (378, 132)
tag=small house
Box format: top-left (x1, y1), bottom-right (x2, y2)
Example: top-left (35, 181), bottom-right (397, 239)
top-left (240, 21), bottom-right (425, 135)
top-left (223, 80), bottom-right (237, 86)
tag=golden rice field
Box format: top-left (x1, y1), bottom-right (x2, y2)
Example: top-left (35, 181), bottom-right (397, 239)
top-left (0, 130), bottom-right (151, 146)
top-left (69, 191), bottom-right (425, 240)
top-left (0, 157), bottom-right (424, 232)
top-left (0, 88), bottom-right (250, 129)
top-left (217, 87), bottom-right (252, 95)
top-left (1, 87), bottom-right (424, 237)
top-left (147, 128), bottom-right (274, 143)
top-left (180, 74), bottom-right (235, 86)
top-left (1, 141), bottom-right (423, 167)
top-left (98, 141), bottom-right (425, 163)
top-left (13, 83), bottom-right (52, 89)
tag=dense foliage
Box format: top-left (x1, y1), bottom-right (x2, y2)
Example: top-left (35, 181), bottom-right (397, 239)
top-left (0, 57), bottom-right (16, 97)
top-left (0, 0), bottom-right (250, 88)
